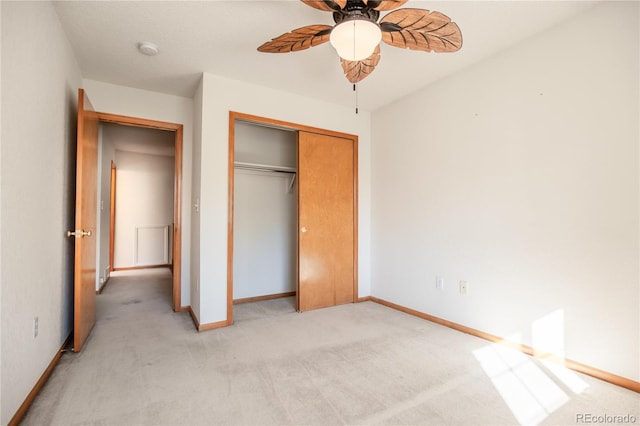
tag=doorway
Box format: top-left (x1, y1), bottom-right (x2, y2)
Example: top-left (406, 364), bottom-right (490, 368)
top-left (227, 111), bottom-right (358, 324)
top-left (97, 112), bottom-right (184, 312)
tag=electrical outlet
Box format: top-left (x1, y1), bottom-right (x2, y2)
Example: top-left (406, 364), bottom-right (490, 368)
top-left (459, 281), bottom-right (468, 295)
top-left (435, 276), bottom-right (444, 290)
top-left (33, 317), bottom-right (39, 338)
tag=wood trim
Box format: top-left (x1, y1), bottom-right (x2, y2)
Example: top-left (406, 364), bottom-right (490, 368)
top-left (97, 112), bottom-right (181, 131)
top-left (561, 359), bottom-right (640, 392)
top-left (8, 335), bottom-right (72, 426)
top-left (356, 296), bottom-right (372, 302)
top-left (172, 125), bottom-right (183, 312)
top-left (178, 305), bottom-right (191, 313)
top-left (113, 264), bottom-right (170, 272)
top-left (352, 135), bottom-right (359, 302)
top-left (96, 276), bottom-right (110, 294)
top-left (296, 133), bottom-right (301, 312)
top-left (234, 291), bottom-right (296, 305)
top-left (199, 320), bottom-right (231, 331)
top-left (96, 112), bottom-right (183, 313)
top-left (188, 306), bottom-right (200, 329)
top-left (368, 296), bottom-right (640, 393)
top-left (230, 111), bottom-right (358, 140)
top-left (187, 307), bottom-right (230, 331)
top-left (109, 162), bottom-right (116, 272)
top-left (227, 113), bottom-right (235, 326)
top-left (227, 111), bottom-right (360, 318)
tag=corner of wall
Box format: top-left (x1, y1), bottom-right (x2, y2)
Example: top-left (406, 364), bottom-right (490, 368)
top-left (189, 75), bottom-right (204, 320)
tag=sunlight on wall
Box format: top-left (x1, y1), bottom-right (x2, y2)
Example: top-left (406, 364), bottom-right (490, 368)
top-left (473, 311), bottom-right (589, 425)
top-left (530, 309), bottom-right (588, 393)
top-left (532, 309), bottom-right (565, 356)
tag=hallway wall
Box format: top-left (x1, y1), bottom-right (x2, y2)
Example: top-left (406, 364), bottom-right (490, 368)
top-left (96, 126), bottom-right (116, 289)
top-left (113, 150), bottom-right (175, 269)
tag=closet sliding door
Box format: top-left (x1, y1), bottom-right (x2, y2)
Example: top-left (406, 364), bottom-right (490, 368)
top-left (298, 131), bottom-right (355, 311)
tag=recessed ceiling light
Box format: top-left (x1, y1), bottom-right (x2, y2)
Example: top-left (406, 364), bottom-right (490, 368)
top-left (137, 42), bottom-right (159, 56)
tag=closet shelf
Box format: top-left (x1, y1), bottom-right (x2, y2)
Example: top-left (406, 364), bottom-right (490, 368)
top-left (234, 161), bottom-right (296, 174)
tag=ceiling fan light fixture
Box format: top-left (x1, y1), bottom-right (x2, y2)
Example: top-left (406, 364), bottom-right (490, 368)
top-left (330, 18), bottom-right (381, 61)
top-left (258, 1), bottom-right (462, 83)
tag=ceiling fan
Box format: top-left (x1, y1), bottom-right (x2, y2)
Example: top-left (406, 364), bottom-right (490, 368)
top-left (258, 0), bottom-right (463, 83)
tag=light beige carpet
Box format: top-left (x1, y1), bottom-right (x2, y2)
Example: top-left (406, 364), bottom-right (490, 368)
top-left (21, 269), bottom-right (639, 425)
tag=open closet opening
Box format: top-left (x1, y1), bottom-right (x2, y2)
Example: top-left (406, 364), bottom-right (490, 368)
top-left (232, 121), bottom-right (298, 315)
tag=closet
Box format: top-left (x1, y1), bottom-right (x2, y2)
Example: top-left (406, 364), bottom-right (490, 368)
top-left (233, 122), bottom-right (298, 302)
top-left (230, 113), bottom-right (357, 314)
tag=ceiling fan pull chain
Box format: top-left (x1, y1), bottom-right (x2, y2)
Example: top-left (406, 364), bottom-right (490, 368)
top-left (351, 20), bottom-right (359, 113)
top-left (354, 83), bottom-right (359, 114)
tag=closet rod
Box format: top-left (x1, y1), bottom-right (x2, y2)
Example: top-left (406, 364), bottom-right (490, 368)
top-left (234, 161), bottom-right (296, 174)
top-left (234, 161), bottom-right (296, 193)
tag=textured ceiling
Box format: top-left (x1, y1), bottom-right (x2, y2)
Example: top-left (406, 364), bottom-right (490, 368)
top-left (53, 1), bottom-right (599, 111)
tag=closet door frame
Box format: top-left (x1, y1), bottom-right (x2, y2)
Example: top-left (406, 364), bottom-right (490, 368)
top-left (227, 111), bottom-right (358, 324)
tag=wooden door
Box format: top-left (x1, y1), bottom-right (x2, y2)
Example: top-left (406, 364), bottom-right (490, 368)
top-left (72, 89), bottom-right (99, 351)
top-left (298, 131), bottom-right (355, 311)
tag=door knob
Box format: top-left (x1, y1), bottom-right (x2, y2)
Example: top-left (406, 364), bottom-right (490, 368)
top-left (301, 227), bottom-right (307, 233)
top-left (67, 229), bottom-right (92, 238)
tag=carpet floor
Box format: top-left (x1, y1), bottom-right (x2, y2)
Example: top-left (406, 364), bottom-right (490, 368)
top-left (21, 268), bottom-right (639, 425)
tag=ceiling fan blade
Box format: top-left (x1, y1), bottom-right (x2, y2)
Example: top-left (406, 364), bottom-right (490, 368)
top-left (363, 0), bottom-right (409, 11)
top-left (380, 8), bottom-right (462, 53)
top-left (340, 45), bottom-right (381, 83)
top-left (300, 0), bottom-right (346, 12)
top-left (258, 25), bottom-right (333, 53)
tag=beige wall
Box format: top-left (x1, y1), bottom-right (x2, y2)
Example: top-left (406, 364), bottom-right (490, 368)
top-left (190, 79), bottom-right (203, 318)
top-left (371, 1), bottom-right (639, 381)
top-left (96, 125), bottom-right (116, 289)
top-left (113, 150), bottom-right (175, 269)
top-left (0, 2), bottom-right (83, 423)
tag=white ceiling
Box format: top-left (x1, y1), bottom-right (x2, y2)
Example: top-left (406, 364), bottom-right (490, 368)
top-left (53, 1), bottom-right (599, 112)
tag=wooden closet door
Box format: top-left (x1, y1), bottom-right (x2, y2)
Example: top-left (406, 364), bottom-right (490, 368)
top-left (298, 131), bottom-right (355, 311)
